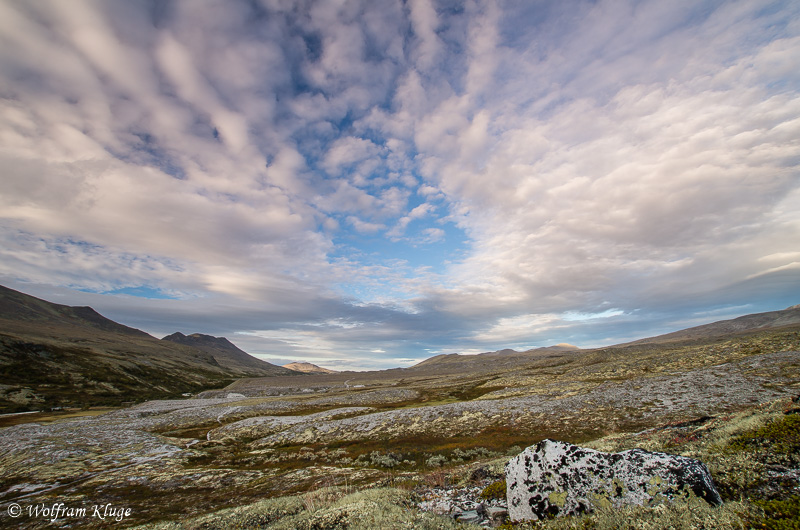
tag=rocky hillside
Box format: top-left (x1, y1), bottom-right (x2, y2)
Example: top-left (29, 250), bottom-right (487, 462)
top-left (624, 305), bottom-right (800, 345)
top-left (0, 284), bottom-right (151, 338)
top-left (162, 332), bottom-right (297, 376)
top-left (0, 286), bottom-right (292, 412)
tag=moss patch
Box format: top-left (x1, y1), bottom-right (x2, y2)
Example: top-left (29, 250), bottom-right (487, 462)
top-left (748, 496), bottom-right (800, 530)
top-left (480, 479), bottom-right (507, 501)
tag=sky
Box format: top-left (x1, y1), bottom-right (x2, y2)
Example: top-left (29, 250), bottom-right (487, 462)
top-left (1, 0), bottom-right (799, 371)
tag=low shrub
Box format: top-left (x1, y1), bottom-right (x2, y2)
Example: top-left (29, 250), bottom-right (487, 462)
top-left (480, 479), bottom-right (506, 501)
top-left (727, 414), bottom-right (800, 454)
top-left (746, 496), bottom-right (800, 530)
top-left (425, 454), bottom-right (448, 467)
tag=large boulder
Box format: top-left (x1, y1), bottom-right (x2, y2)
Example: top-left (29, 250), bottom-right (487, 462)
top-left (506, 439), bottom-right (722, 521)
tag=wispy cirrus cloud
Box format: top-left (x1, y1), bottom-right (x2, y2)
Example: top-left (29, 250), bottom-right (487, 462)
top-left (1, 0), bottom-right (799, 370)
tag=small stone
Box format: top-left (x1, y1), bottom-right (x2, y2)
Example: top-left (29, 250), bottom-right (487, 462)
top-left (484, 506), bottom-right (508, 526)
top-left (454, 510), bottom-right (481, 523)
top-left (462, 500), bottom-right (480, 510)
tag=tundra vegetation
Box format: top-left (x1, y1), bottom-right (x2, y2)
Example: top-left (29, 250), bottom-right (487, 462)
top-left (1, 312), bottom-right (799, 528)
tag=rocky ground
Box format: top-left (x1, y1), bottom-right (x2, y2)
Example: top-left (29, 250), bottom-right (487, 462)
top-left (0, 328), bottom-right (798, 528)
top-left (131, 394), bottom-right (800, 528)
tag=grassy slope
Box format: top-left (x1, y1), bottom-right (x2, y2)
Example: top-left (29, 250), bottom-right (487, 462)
top-left (0, 285), bottom-right (296, 412)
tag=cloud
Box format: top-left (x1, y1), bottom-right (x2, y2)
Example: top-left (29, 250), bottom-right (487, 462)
top-left (323, 136), bottom-right (383, 177)
top-left (346, 216), bottom-right (385, 234)
top-left (408, 1), bottom-right (800, 324)
top-left (407, 0), bottom-right (441, 72)
top-left (387, 201), bottom-right (437, 239)
top-left (1, 0), bottom-right (799, 370)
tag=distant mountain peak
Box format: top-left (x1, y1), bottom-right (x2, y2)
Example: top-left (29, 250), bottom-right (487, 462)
top-left (283, 361), bottom-right (336, 374)
top-left (162, 332), bottom-right (298, 376)
top-left (182, 333), bottom-right (238, 348)
top-left (164, 332), bottom-right (233, 346)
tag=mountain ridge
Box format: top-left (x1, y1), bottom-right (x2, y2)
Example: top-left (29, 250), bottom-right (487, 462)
top-left (619, 305), bottom-right (800, 346)
top-left (412, 343), bottom-right (581, 370)
top-left (405, 308), bottom-right (800, 373)
top-left (0, 285), bottom-right (150, 338)
top-left (3, 283), bottom-right (799, 412)
top-left (163, 332), bottom-right (297, 376)
top-left (0, 285), bottom-right (296, 412)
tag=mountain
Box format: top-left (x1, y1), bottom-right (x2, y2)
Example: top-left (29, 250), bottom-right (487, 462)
top-left (0, 285), bottom-right (151, 338)
top-left (541, 342), bottom-right (580, 351)
top-left (0, 285), bottom-right (291, 412)
top-left (412, 344), bottom-right (581, 372)
top-left (163, 332), bottom-right (297, 376)
top-left (283, 361), bottom-right (337, 374)
top-left (478, 344), bottom-right (580, 356)
top-left (623, 305), bottom-right (800, 345)
top-left (409, 307), bottom-right (800, 373)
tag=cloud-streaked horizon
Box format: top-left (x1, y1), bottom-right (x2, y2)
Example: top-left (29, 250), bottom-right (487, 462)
top-left (2, 0), bottom-right (799, 370)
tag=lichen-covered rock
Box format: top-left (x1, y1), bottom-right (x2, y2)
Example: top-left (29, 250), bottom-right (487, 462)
top-left (506, 439), bottom-right (722, 521)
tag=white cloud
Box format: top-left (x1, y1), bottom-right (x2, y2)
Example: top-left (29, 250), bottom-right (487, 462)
top-left (407, 0), bottom-right (441, 72)
top-left (470, 313), bottom-right (564, 345)
top-left (1, 0), bottom-right (799, 370)
top-left (408, 2), bottom-right (800, 326)
top-left (386, 201), bottom-right (437, 239)
top-left (347, 216), bottom-right (385, 234)
top-left (419, 227), bottom-right (445, 244)
top-left (323, 136), bottom-right (382, 175)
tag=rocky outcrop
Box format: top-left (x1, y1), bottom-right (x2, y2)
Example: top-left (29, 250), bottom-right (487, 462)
top-left (506, 439), bottom-right (722, 521)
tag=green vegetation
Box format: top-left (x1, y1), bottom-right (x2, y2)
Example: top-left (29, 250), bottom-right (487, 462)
top-left (135, 397), bottom-right (798, 529)
top-left (748, 496), bottom-right (800, 530)
top-left (495, 497), bottom-right (754, 529)
top-left (727, 413), bottom-right (800, 454)
top-left (141, 487), bottom-right (470, 530)
top-left (480, 479), bottom-right (506, 500)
